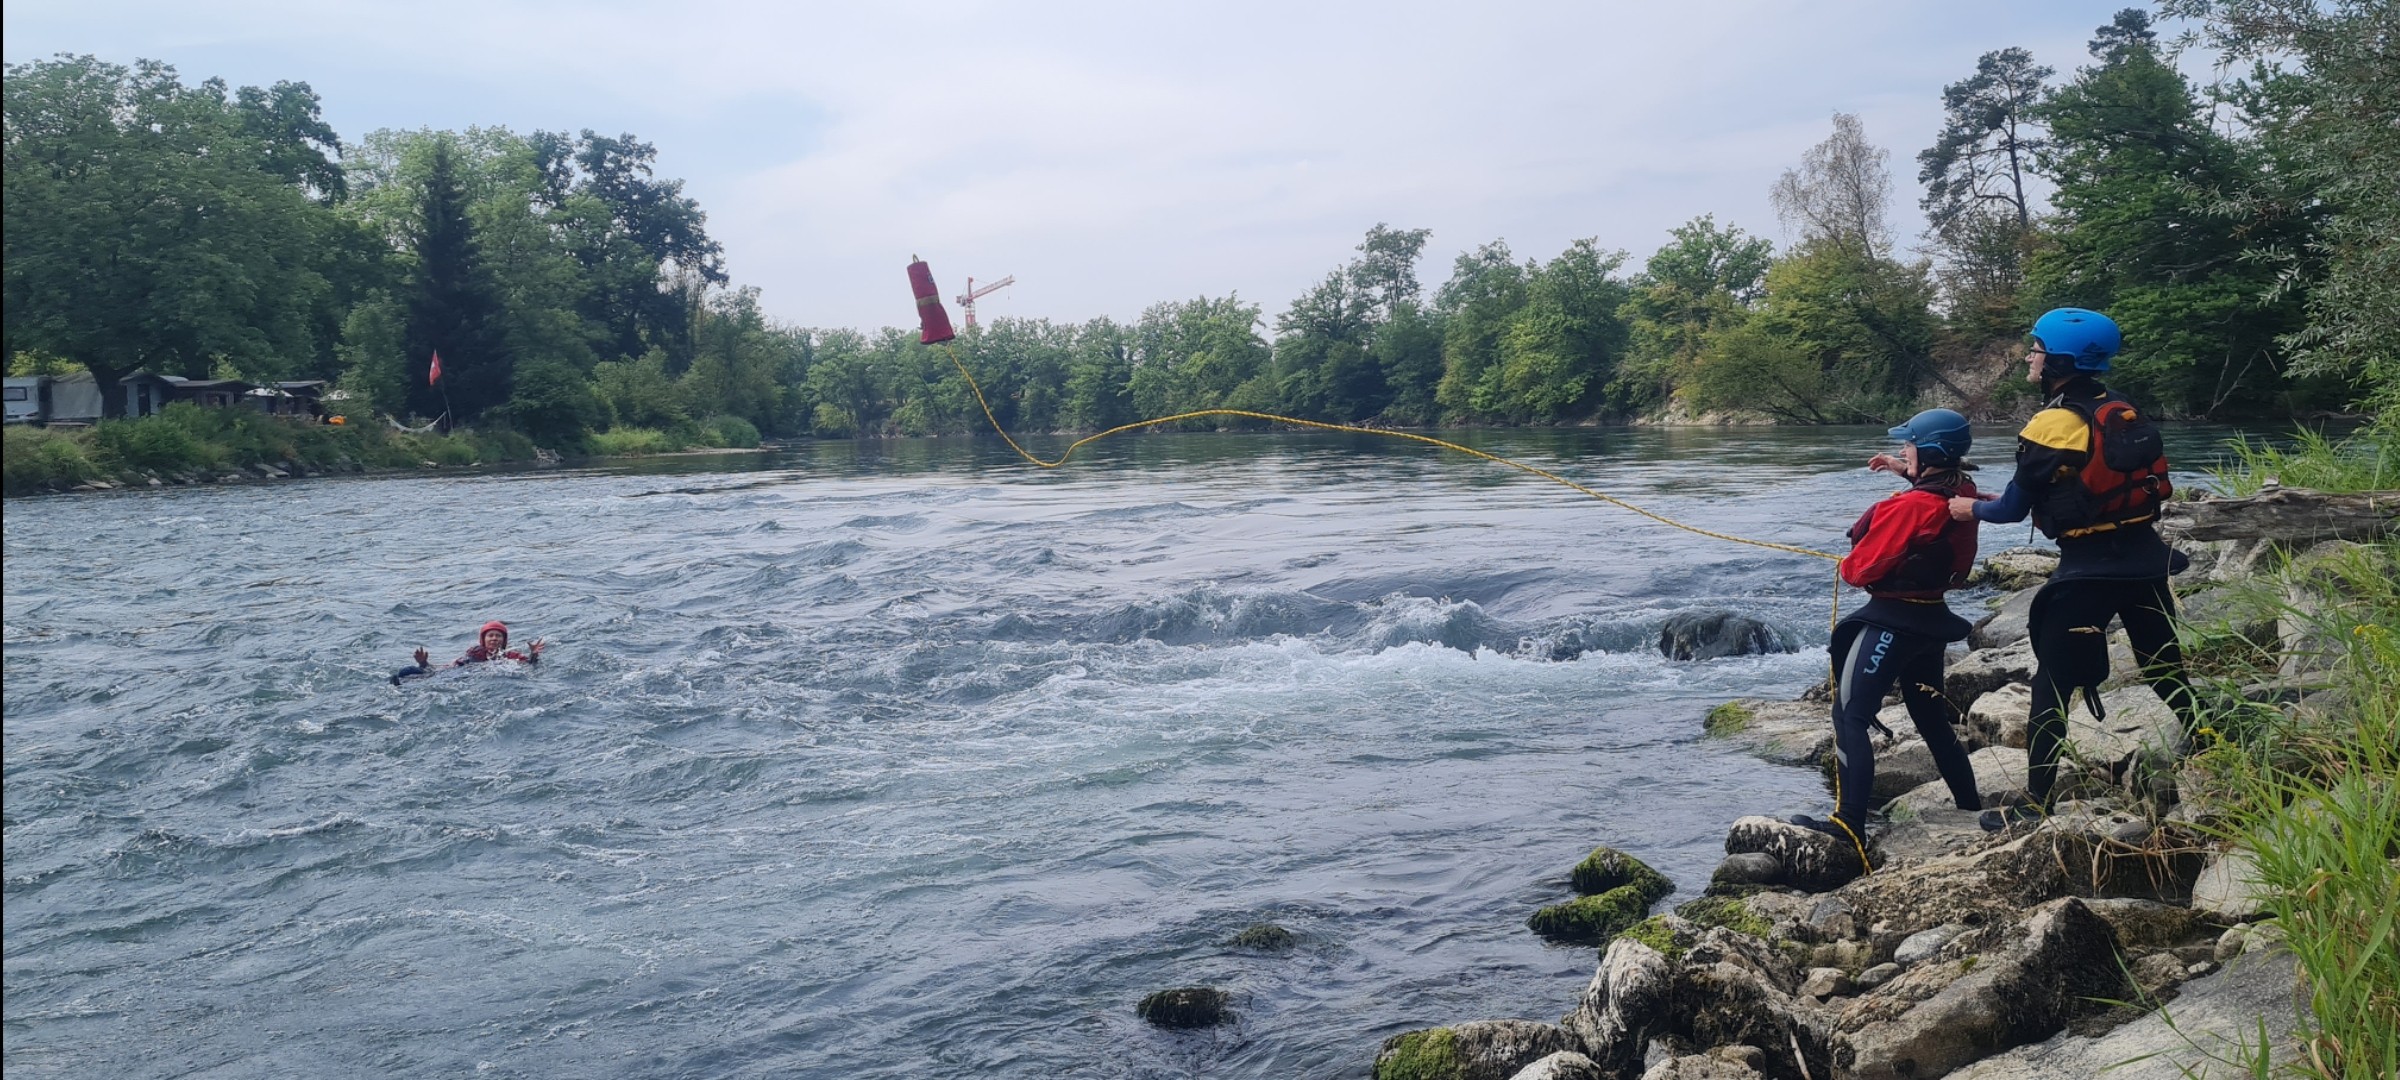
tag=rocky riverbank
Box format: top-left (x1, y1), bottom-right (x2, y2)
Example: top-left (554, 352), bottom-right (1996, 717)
top-left (1362, 488), bottom-right (2397, 1080)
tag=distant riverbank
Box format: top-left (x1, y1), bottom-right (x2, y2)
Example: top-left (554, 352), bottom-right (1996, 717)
top-left (1, 406), bottom-right (773, 497)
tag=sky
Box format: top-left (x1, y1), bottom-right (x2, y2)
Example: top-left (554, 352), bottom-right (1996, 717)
top-left (4, 1), bottom-right (2146, 333)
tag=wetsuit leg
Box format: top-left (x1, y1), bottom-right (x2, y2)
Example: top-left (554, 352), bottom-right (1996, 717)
top-left (2116, 576), bottom-right (2200, 745)
top-left (1831, 625), bottom-right (1917, 830)
top-left (2027, 584), bottom-right (2115, 807)
top-left (1896, 647), bottom-right (1981, 811)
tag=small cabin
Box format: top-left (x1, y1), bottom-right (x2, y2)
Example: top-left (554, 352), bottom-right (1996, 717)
top-left (247, 381), bottom-right (329, 419)
top-left (4, 372), bottom-right (106, 425)
top-left (120, 372), bottom-right (256, 417)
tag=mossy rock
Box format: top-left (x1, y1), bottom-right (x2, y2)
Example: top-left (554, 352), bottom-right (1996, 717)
top-left (1224, 922), bottom-right (1296, 951)
top-left (1674, 895), bottom-right (1773, 939)
top-left (1569, 846), bottom-right (1673, 902)
top-left (1374, 1027), bottom-right (1461, 1080)
top-left (1528, 883), bottom-right (1653, 945)
top-left (1704, 700), bottom-right (1755, 735)
top-left (1616, 915), bottom-right (1693, 961)
top-left (1136, 986), bottom-right (1233, 1029)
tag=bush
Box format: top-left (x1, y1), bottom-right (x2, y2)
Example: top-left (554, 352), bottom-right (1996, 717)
top-left (3, 425), bottom-right (100, 493)
top-left (588, 427), bottom-right (679, 456)
top-left (89, 406), bottom-right (221, 473)
top-left (2210, 428), bottom-right (2395, 496)
top-left (701, 414), bottom-right (761, 449)
top-left (2181, 543), bottom-right (2400, 1078)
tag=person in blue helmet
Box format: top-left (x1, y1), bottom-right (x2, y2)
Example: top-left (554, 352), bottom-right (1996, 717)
top-left (1947, 308), bottom-right (2198, 831)
top-left (1786, 409), bottom-right (1986, 849)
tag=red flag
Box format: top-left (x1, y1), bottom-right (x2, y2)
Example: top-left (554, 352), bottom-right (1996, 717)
top-left (427, 351), bottom-right (444, 386)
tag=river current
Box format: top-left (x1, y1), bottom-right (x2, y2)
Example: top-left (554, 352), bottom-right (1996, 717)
top-left (2, 427), bottom-right (2241, 1078)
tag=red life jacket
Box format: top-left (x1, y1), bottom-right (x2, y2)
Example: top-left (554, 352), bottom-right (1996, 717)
top-left (1845, 474), bottom-right (1980, 599)
top-left (2036, 392), bottom-right (2173, 539)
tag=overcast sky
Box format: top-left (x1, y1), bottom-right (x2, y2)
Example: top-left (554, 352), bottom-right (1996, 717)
top-left (5, 1), bottom-right (2144, 333)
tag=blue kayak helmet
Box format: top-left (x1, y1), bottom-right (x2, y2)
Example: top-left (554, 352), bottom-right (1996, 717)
top-left (1889, 408), bottom-right (1972, 467)
top-left (2030, 308), bottom-right (2121, 372)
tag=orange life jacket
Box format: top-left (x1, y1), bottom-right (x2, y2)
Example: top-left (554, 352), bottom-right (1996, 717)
top-left (2036, 392), bottom-right (2173, 539)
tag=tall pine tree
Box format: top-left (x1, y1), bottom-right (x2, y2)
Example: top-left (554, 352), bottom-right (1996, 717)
top-left (404, 137), bottom-right (515, 423)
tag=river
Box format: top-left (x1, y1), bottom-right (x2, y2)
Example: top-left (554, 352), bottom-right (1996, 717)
top-left (1, 426), bottom-right (2251, 1078)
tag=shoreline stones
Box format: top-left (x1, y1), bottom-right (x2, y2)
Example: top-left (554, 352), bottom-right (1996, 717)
top-left (1372, 1019), bottom-right (1576, 1080)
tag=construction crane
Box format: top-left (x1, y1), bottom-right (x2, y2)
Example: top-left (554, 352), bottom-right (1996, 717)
top-left (956, 275), bottom-right (1016, 331)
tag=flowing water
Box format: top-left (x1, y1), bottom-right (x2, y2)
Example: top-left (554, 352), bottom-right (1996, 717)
top-left (2, 427), bottom-right (2248, 1078)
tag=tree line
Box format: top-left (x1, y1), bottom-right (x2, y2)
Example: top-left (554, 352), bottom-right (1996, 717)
top-left (4, 4), bottom-right (2389, 449)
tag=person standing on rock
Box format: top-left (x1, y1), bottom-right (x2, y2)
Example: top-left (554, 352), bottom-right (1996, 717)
top-left (1947, 308), bottom-right (2199, 832)
top-left (1788, 408), bottom-right (1987, 849)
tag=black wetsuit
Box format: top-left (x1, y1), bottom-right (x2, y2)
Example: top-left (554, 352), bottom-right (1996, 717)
top-left (1973, 376), bottom-right (2199, 808)
top-left (1818, 473), bottom-right (1986, 834)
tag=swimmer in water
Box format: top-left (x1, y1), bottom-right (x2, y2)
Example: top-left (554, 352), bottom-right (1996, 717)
top-left (389, 621), bottom-right (545, 685)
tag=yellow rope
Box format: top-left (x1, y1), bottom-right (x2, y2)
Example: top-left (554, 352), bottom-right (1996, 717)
top-left (941, 340), bottom-right (1875, 871)
top-left (941, 343), bottom-right (1839, 562)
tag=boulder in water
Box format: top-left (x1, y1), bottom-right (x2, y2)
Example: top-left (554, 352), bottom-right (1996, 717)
top-left (1529, 886), bottom-right (1654, 946)
top-left (1137, 986), bottom-right (1233, 1029)
top-left (1224, 922), bottom-right (1296, 951)
top-left (1657, 611), bottom-right (1789, 661)
top-left (1569, 847), bottom-right (1673, 899)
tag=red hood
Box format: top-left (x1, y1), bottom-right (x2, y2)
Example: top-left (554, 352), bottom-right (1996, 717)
top-left (478, 620), bottom-right (508, 648)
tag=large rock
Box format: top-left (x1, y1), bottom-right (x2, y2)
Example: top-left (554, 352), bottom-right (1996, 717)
top-left (1658, 610), bottom-right (1791, 661)
top-left (1375, 1020), bottom-right (1579, 1080)
top-left (1889, 747), bottom-right (2031, 820)
top-left (1833, 898), bottom-right (2132, 1080)
top-left (1137, 986), bottom-right (1233, 1028)
top-left (1641, 1050), bottom-right (1771, 1080)
top-left (1867, 736), bottom-right (1949, 800)
top-left (1560, 933), bottom-right (1680, 1077)
top-left (1838, 804), bottom-right (2207, 942)
top-left (1973, 547), bottom-right (2059, 591)
top-left (1968, 588), bottom-right (2038, 650)
top-left (1945, 945), bottom-right (2302, 1079)
top-left (1529, 886), bottom-right (1655, 946)
top-left (1564, 917), bottom-right (1826, 1080)
top-left (2076, 898), bottom-right (2213, 955)
top-left (1701, 699), bottom-right (1833, 768)
top-left (1507, 1050), bottom-right (1609, 1080)
top-left (2190, 849), bottom-right (2272, 923)
top-left (1570, 847), bottom-right (1674, 899)
top-left (1531, 848), bottom-right (1674, 946)
top-left (1964, 683), bottom-right (2033, 749)
top-left (1725, 815), bottom-right (1869, 892)
top-left (1944, 641), bottom-right (2035, 714)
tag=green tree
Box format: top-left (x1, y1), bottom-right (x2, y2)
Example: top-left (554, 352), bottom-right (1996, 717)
top-left (1686, 242), bottom-right (1936, 423)
top-left (1919, 48), bottom-right (2053, 339)
top-left (1432, 241), bottom-right (1531, 421)
top-left (2161, 0), bottom-right (2400, 423)
top-left (1061, 317), bottom-right (1135, 431)
top-left (1371, 301), bottom-right (1445, 426)
top-left (1488, 240), bottom-right (1632, 420)
top-left (403, 136), bottom-right (516, 422)
top-left (1271, 269), bottom-right (1377, 420)
top-left (1613, 215), bottom-right (1773, 412)
top-left (1126, 296), bottom-right (1269, 423)
top-left (2025, 18), bottom-right (2308, 416)
top-left (3, 56), bottom-right (341, 405)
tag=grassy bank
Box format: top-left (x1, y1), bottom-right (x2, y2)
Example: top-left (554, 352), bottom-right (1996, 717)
top-left (2175, 429), bottom-right (2398, 1078)
top-left (584, 415), bottom-right (761, 457)
top-left (2, 404), bottom-right (535, 496)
